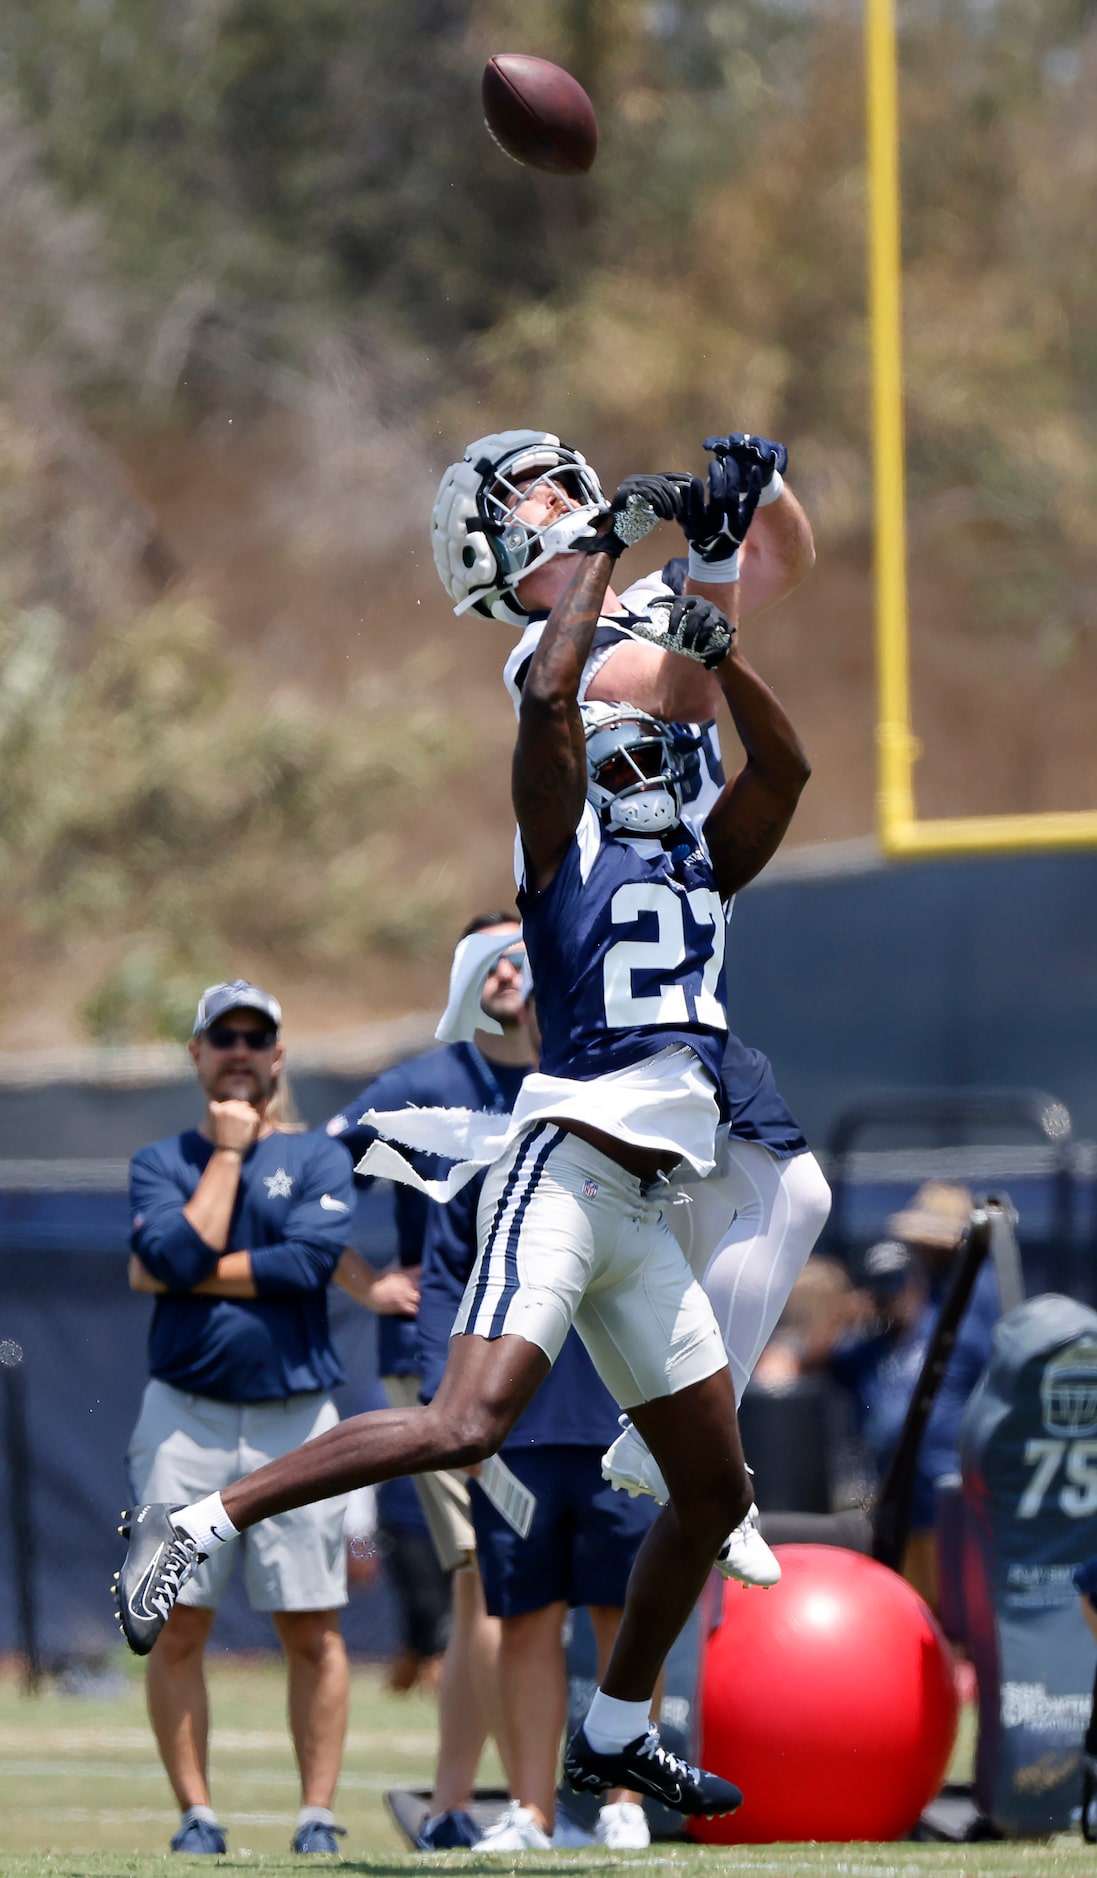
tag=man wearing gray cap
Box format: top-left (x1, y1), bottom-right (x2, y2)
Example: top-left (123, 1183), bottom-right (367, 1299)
top-left (123, 980), bottom-right (356, 1856)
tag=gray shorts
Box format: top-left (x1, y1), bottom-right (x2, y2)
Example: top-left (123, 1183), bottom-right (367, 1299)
top-left (382, 1373), bottom-right (476, 1573)
top-left (126, 1379), bottom-right (348, 1612)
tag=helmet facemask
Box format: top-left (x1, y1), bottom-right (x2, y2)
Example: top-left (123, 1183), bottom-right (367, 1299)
top-left (582, 704), bottom-right (685, 837)
top-left (432, 430), bottom-right (607, 628)
top-left (479, 458), bottom-right (602, 589)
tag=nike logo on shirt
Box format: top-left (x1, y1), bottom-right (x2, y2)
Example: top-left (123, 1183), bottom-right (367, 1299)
top-left (319, 1194), bottom-right (350, 1212)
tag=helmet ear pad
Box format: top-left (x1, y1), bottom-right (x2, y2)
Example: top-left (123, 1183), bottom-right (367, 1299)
top-left (431, 455), bottom-right (525, 624)
top-left (431, 429), bottom-right (607, 628)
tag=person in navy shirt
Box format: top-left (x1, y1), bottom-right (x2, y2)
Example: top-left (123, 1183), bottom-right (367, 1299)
top-left (115, 468), bottom-right (811, 1823)
top-left (327, 915), bottom-right (536, 1852)
top-left (819, 1181), bottom-right (999, 1611)
top-left (125, 979), bottom-right (355, 1858)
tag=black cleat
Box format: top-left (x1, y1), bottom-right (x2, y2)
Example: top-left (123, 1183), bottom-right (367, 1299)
top-left (113, 1504), bottom-right (206, 1656)
top-left (564, 1724), bottom-right (742, 1818)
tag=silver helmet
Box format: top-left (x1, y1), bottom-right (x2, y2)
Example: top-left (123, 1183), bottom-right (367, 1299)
top-left (581, 702), bottom-right (684, 837)
top-left (431, 429), bottom-right (607, 628)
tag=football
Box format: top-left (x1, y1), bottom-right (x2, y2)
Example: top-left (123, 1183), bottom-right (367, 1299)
top-left (481, 54), bottom-right (598, 175)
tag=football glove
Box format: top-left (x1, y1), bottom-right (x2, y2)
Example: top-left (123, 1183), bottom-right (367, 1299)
top-left (627, 594), bottom-right (736, 669)
top-left (682, 453), bottom-right (763, 569)
top-left (703, 432), bottom-right (788, 506)
top-left (573, 473), bottom-right (690, 560)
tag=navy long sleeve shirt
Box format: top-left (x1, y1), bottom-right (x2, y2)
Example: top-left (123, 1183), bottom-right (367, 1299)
top-left (130, 1127), bottom-right (354, 1402)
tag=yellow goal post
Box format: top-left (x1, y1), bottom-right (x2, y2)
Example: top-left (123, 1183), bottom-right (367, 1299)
top-left (865, 0), bottom-right (1097, 857)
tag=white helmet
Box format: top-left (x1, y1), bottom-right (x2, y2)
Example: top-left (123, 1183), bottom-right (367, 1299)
top-left (431, 429), bottom-right (608, 628)
top-left (581, 702), bottom-right (684, 837)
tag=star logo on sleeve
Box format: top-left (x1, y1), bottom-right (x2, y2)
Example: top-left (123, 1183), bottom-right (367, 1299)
top-left (263, 1167), bottom-right (295, 1199)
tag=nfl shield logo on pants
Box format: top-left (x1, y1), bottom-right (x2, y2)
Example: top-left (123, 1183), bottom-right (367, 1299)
top-left (583, 1178), bottom-right (599, 1199)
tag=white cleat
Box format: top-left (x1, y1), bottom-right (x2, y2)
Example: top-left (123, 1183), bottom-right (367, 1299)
top-left (595, 1801), bottom-right (651, 1848)
top-left (473, 1803), bottom-right (551, 1852)
top-left (604, 1420), bottom-right (779, 1586)
top-left (716, 1501), bottom-right (781, 1587)
top-left (601, 1418), bottom-right (669, 1502)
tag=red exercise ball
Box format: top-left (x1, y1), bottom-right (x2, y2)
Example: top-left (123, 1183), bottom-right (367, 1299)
top-left (690, 1544), bottom-right (959, 1844)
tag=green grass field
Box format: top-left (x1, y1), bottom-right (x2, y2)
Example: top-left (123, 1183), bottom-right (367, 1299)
top-left (0, 1656), bottom-right (1091, 1877)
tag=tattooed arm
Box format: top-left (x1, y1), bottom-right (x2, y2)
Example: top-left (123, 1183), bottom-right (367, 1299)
top-left (703, 642), bottom-right (812, 900)
top-left (514, 517), bottom-right (621, 892)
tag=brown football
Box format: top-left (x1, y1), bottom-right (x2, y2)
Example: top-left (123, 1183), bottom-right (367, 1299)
top-left (481, 54), bottom-right (598, 175)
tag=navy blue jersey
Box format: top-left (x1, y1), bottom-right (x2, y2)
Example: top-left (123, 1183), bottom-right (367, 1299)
top-left (417, 1173), bottom-right (624, 1449)
top-left (719, 1034), bottom-right (809, 1158)
top-left (506, 590), bottom-right (809, 1156)
top-left (519, 805), bottom-right (728, 1089)
top-left (130, 1128), bottom-right (352, 1402)
top-left (327, 1043), bottom-right (528, 1376)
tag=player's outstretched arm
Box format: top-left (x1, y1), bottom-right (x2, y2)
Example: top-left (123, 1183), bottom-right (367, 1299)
top-left (703, 638), bottom-right (811, 899)
top-left (516, 476), bottom-right (684, 889)
top-left (515, 526), bottom-right (616, 889)
top-left (735, 480), bottom-right (814, 619)
top-left (584, 634), bottom-right (723, 725)
top-left (686, 433), bottom-right (814, 621)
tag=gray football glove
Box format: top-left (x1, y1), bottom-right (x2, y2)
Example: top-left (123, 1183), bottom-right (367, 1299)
top-left (573, 473), bottom-right (691, 560)
top-left (626, 594), bottom-right (736, 668)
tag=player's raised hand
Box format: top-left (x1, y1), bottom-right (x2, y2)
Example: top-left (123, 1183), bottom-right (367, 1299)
top-left (628, 593), bottom-right (736, 668)
top-left (703, 432), bottom-right (788, 504)
top-left (573, 472), bottom-right (690, 558)
top-left (683, 451), bottom-right (764, 572)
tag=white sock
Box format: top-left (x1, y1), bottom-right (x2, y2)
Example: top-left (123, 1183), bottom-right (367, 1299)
top-left (173, 1492), bottom-right (237, 1554)
top-left (582, 1689), bottom-right (653, 1753)
top-left (180, 1805), bottom-right (220, 1828)
top-left (296, 1806), bottom-right (335, 1829)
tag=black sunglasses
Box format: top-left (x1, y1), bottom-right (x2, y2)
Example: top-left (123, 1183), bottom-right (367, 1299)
top-left (204, 1023), bottom-right (278, 1051)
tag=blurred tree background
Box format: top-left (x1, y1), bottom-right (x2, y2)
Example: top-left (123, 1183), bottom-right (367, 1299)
top-left (0, 0), bottom-right (1094, 1044)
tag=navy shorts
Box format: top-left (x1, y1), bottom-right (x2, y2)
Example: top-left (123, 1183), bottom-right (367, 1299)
top-left (470, 1445), bottom-right (657, 1619)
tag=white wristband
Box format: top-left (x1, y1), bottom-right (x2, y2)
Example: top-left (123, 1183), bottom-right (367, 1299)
top-left (758, 468), bottom-right (785, 507)
top-left (688, 546), bottom-right (740, 584)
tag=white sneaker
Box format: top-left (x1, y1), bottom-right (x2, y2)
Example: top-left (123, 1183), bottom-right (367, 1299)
top-left (601, 1419), bottom-right (668, 1503)
top-left (716, 1502), bottom-right (781, 1587)
top-left (595, 1802), bottom-right (650, 1848)
top-left (473, 1803), bottom-right (551, 1851)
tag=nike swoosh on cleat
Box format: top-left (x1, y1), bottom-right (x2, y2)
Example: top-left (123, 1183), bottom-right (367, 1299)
top-left (127, 1542), bottom-right (168, 1619)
